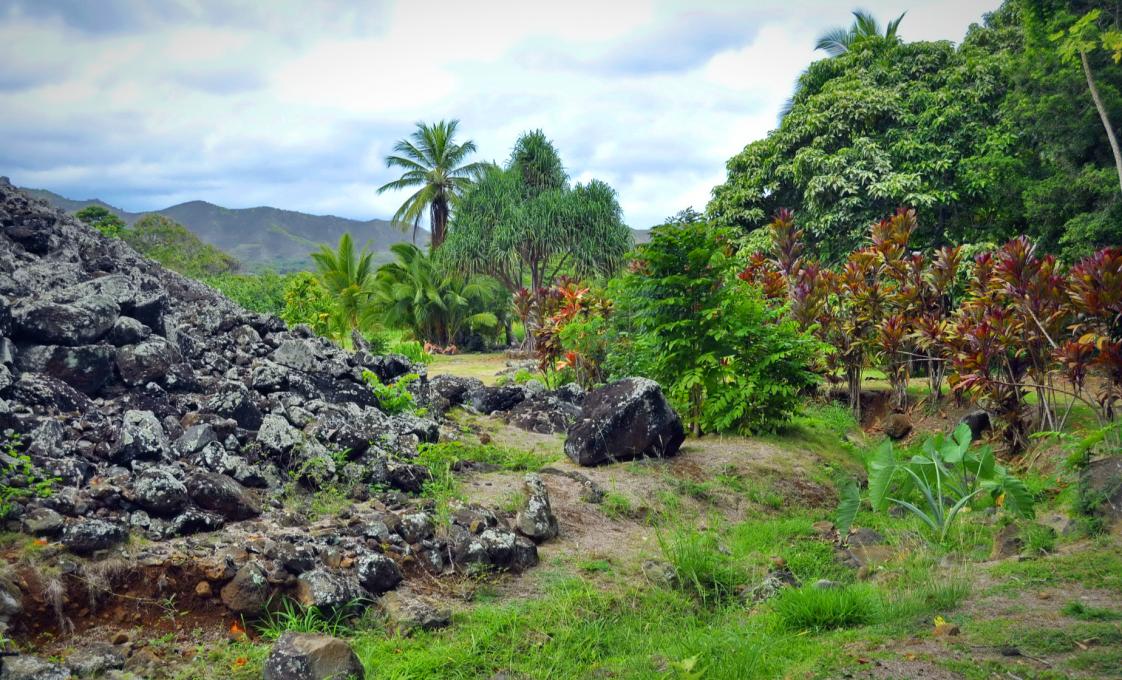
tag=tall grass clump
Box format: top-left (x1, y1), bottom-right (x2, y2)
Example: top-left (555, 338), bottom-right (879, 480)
top-left (658, 524), bottom-right (748, 604)
top-left (771, 585), bottom-right (876, 631)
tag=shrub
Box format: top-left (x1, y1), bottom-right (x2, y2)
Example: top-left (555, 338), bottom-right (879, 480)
top-left (204, 270), bottom-right (288, 316)
top-left (361, 371), bottom-right (423, 416)
top-left (1, 433), bottom-right (58, 519)
top-left (607, 221), bottom-right (822, 435)
top-left (771, 585), bottom-right (876, 631)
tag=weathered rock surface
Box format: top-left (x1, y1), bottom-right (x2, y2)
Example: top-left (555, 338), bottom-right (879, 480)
top-left (263, 632), bottom-right (365, 680)
top-left (515, 473), bottom-right (559, 542)
top-left (564, 378), bottom-right (685, 466)
top-left (1081, 456), bottom-right (1122, 527)
top-left (882, 413), bottom-right (913, 440)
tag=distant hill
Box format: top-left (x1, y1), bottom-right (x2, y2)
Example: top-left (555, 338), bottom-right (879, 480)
top-left (22, 188), bottom-right (417, 272)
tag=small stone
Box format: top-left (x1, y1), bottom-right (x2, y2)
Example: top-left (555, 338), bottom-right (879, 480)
top-left (262, 632), bottom-right (365, 680)
top-left (195, 581), bottom-right (212, 597)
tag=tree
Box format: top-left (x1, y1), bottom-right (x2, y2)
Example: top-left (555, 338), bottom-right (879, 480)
top-left (372, 243), bottom-right (499, 347)
top-left (377, 120), bottom-right (486, 250)
top-left (815, 9), bottom-right (906, 57)
top-left (123, 214), bottom-right (239, 277)
top-left (444, 131), bottom-right (632, 296)
top-left (309, 233), bottom-right (376, 337)
top-left (1050, 8), bottom-right (1122, 194)
top-left (75, 205), bottom-right (126, 239)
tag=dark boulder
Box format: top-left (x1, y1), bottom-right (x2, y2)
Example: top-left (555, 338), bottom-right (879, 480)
top-left (129, 467), bottom-right (189, 516)
top-left (105, 316), bottom-right (151, 346)
top-left (185, 471), bottom-right (261, 520)
top-left (428, 375), bottom-right (483, 406)
top-left (564, 378), bottom-right (684, 466)
top-left (294, 569), bottom-right (365, 611)
top-left (882, 413), bottom-right (913, 441)
top-left (957, 409), bottom-right (991, 441)
top-left (220, 562), bottom-right (270, 615)
top-left (505, 394), bottom-right (582, 434)
top-left (14, 344), bottom-right (116, 394)
top-left (3, 373), bottom-right (92, 413)
top-left (356, 552), bottom-right (403, 594)
top-left (365, 353), bottom-right (417, 384)
top-left (466, 385), bottom-right (526, 415)
top-left (113, 409), bottom-right (169, 463)
top-left (11, 295), bottom-right (119, 345)
top-left (205, 382), bottom-right (263, 430)
top-left (115, 338), bottom-right (181, 386)
top-left (61, 519), bottom-right (127, 554)
top-left (263, 632), bottom-right (365, 680)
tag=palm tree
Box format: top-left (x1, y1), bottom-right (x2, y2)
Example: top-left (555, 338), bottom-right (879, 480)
top-left (815, 9), bottom-right (906, 57)
top-left (377, 120), bottom-right (485, 251)
top-left (373, 243), bottom-right (499, 347)
top-left (310, 233), bottom-right (377, 339)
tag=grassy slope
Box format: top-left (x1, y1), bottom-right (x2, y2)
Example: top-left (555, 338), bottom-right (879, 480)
top-left (175, 355), bottom-right (1122, 680)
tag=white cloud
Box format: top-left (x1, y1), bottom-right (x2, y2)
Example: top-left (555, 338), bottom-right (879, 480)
top-left (0, 0), bottom-right (1002, 230)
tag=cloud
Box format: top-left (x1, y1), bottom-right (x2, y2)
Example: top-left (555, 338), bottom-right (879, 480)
top-left (0, 0), bottom-right (1003, 231)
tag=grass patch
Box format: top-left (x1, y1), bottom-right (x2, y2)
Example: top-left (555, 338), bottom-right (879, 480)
top-left (1062, 600), bottom-right (1122, 621)
top-left (658, 525), bottom-right (748, 603)
top-left (991, 545), bottom-right (1122, 594)
top-left (416, 441), bottom-right (552, 473)
top-left (255, 597), bottom-right (366, 640)
top-left (601, 491), bottom-right (637, 520)
top-left (771, 584), bottom-right (876, 632)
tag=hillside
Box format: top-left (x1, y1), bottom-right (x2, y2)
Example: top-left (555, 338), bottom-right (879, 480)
top-left (22, 187), bottom-right (417, 271)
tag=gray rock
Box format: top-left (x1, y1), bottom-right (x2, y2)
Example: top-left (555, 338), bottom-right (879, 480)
top-left (20, 507), bottom-right (64, 536)
top-left (564, 378), bottom-right (685, 466)
top-left (515, 473), bottom-right (559, 542)
top-left (175, 424), bottom-right (218, 456)
top-left (356, 552), bottom-right (403, 594)
top-left (115, 338), bottom-right (180, 387)
top-left (113, 410), bottom-right (168, 463)
top-left (882, 413), bottom-right (913, 441)
top-left (220, 562), bottom-right (270, 615)
top-left (428, 375), bottom-right (484, 406)
top-left (257, 413), bottom-right (302, 456)
top-left (398, 512), bottom-right (434, 544)
top-left (11, 294), bottom-right (119, 345)
top-left (294, 569), bottom-right (365, 611)
top-left (105, 316), bottom-right (151, 346)
top-left (378, 591), bottom-right (450, 633)
top-left (205, 382), bottom-right (262, 430)
top-left (65, 642), bottom-right (125, 677)
top-left (130, 467), bottom-right (188, 516)
top-left (272, 339), bottom-right (323, 374)
top-left (262, 632), bottom-right (365, 680)
top-left (14, 344), bottom-right (116, 395)
top-left (61, 519), bottom-right (126, 554)
top-left (1, 655), bottom-right (73, 680)
top-left (184, 471), bottom-right (260, 520)
top-left (466, 385), bottom-right (526, 415)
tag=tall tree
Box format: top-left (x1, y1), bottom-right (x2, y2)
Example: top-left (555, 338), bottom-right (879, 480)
top-left (815, 9), bottom-right (906, 57)
top-left (377, 120), bottom-right (485, 250)
top-left (310, 233), bottom-right (376, 336)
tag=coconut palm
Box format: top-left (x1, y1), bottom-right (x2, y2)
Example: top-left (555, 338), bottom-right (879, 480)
top-left (377, 120), bottom-right (485, 251)
top-left (815, 10), bottom-right (906, 57)
top-left (310, 233), bottom-right (377, 339)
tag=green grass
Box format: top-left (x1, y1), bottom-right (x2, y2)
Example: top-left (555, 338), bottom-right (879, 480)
top-left (658, 525), bottom-right (748, 603)
top-left (255, 597), bottom-right (366, 640)
top-left (771, 584), bottom-right (877, 631)
top-left (990, 544), bottom-right (1122, 594)
top-left (416, 441), bottom-right (553, 473)
top-left (1062, 600), bottom-right (1122, 621)
top-left (601, 491), bottom-right (637, 520)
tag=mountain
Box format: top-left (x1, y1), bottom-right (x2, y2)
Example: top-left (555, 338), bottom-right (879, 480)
top-left (22, 188), bottom-right (418, 271)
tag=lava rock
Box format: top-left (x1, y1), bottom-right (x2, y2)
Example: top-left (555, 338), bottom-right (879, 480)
top-left (355, 552), bottom-right (403, 594)
top-left (515, 473), bottom-right (559, 542)
top-left (257, 413), bottom-right (303, 456)
top-left (378, 591), bottom-right (450, 633)
top-left (115, 338), bottom-right (180, 387)
top-left (205, 382), bottom-right (263, 430)
top-left (1080, 457), bottom-right (1122, 527)
top-left (185, 471), bottom-right (261, 520)
top-left (262, 632), bottom-right (365, 680)
top-left (564, 378), bottom-right (685, 466)
top-left (20, 507), bottom-right (64, 536)
top-left (957, 409), bottom-right (991, 441)
top-left (427, 375), bottom-right (483, 406)
top-left (61, 519), bottom-right (127, 554)
top-left (465, 385), bottom-right (526, 415)
top-left (0, 654), bottom-right (73, 680)
top-left (220, 562), bottom-right (270, 615)
top-left (64, 641), bottom-right (125, 677)
top-left (105, 316), bottom-right (151, 346)
top-left (11, 295), bottom-right (119, 345)
top-left (294, 569), bottom-right (365, 611)
top-left (14, 344), bottom-right (116, 395)
top-left (505, 395), bottom-right (582, 434)
top-left (113, 410), bottom-right (169, 463)
top-left (130, 467), bottom-right (188, 516)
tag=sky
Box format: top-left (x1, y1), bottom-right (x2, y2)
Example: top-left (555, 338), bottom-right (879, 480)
top-left (0, 0), bottom-right (1002, 230)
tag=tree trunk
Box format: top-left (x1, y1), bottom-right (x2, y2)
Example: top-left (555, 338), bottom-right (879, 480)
top-left (1082, 49), bottom-right (1122, 195)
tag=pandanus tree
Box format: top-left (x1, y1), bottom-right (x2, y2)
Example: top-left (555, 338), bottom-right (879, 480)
top-left (442, 130), bottom-right (632, 348)
top-left (377, 120), bottom-right (486, 250)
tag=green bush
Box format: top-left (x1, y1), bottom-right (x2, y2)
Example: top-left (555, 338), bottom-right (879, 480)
top-left (361, 371), bottom-right (423, 415)
top-left (606, 222), bottom-right (822, 434)
top-left (122, 213), bottom-right (240, 277)
top-left (771, 585), bottom-right (876, 631)
top-left (204, 270), bottom-right (289, 316)
top-left (1, 433), bottom-right (58, 518)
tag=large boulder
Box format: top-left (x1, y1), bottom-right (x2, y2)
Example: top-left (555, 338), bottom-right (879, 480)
top-left (113, 409), bottom-right (170, 463)
top-left (263, 632), bottom-right (365, 680)
top-left (205, 382), bottom-right (263, 430)
top-left (14, 344), bottom-right (116, 394)
top-left (355, 552), bottom-right (403, 594)
top-left (563, 378), bottom-right (685, 466)
top-left (428, 375), bottom-right (483, 406)
top-left (11, 295), bottom-right (119, 345)
top-left (294, 569), bottom-right (365, 611)
top-left (505, 394), bottom-right (582, 434)
top-left (129, 467), bottom-right (189, 516)
top-left (61, 519), bottom-right (127, 554)
top-left (220, 562), bottom-right (270, 615)
top-left (185, 471), bottom-right (261, 520)
top-left (466, 385), bottom-right (526, 414)
top-left (115, 338), bottom-right (181, 387)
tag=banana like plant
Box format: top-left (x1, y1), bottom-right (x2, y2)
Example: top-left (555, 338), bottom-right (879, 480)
top-left (837, 423), bottom-right (1035, 543)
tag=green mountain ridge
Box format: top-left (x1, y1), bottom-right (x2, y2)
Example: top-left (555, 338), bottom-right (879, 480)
top-left (22, 187), bottom-right (417, 271)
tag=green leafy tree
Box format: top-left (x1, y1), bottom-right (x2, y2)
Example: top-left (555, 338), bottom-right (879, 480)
top-left (309, 233), bottom-right (377, 337)
top-left (606, 221), bottom-right (821, 435)
top-left (815, 9), bottom-right (907, 57)
top-left (377, 120), bottom-right (486, 250)
top-left (443, 131), bottom-right (632, 298)
top-left (75, 205), bottom-right (126, 239)
top-left (123, 214), bottom-right (239, 277)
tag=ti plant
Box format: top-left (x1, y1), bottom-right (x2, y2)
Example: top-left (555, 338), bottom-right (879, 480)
top-left (837, 423), bottom-right (1035, 543)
